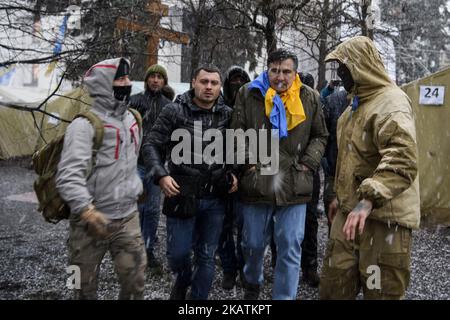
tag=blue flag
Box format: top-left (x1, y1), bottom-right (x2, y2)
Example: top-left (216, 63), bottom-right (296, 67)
top-left (248, 72), bottom-right (288, 138)
top-left (46, 14), bottom-right (69, 76)
top-left (0, 65), bottom-right (16, 85)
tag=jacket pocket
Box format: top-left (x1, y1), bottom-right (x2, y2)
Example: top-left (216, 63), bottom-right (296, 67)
top-left (239, 167), bottom-right (267, 198)
top-left (162, 175), bottom-right (200, 219)
top-left (377, 253), bottom-right (410, 297)
top-left (162, 194), bottom-right (199, 219)
top-left (291, 163), bottom-right (313, 196)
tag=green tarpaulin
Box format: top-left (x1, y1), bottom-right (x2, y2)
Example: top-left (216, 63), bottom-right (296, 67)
top-left (402, 66), bottom-right (450, 226)
top-left (35, 86), bottom-right (92, 150)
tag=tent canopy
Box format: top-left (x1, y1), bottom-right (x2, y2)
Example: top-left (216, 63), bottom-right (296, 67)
top-left (0, 81), bottom-right (189, 159)
top-left (402, 66), bottom-right (450, 226)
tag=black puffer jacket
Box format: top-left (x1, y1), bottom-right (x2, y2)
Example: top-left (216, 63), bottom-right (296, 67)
top-left (141, 89), bottom-right (233, 195)
top-left (130, 89), bottom-right (172, 165)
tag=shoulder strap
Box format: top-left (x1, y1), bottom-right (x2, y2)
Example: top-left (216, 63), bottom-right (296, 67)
top-left (74, 111), bottom-right (104, 164)
top-left (128, 107), bottom-right (143, 134)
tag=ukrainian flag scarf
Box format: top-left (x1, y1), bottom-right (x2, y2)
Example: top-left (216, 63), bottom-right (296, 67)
top-left (248, 71), bottom-right (306, 138)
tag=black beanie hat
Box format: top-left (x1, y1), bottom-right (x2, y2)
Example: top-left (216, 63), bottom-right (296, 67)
top-left (114, 59), bottom-right (130, 80)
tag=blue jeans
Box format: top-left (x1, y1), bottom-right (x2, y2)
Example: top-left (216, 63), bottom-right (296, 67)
top-left (217, 194), bottom-right (244, 275)
top-left (241, 203), bottom-right (306, 300)
top-left (137, 165), bottom-right (161, 255)
top-left (166, 197), bottom-right (225, 300)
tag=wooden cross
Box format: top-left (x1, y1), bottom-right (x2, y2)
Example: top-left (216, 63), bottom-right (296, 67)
top-left (115, 0), bottom-right (189, 67)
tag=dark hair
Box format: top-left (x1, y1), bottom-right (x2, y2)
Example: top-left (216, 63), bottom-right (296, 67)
top-left (299, 72), bottom-right (315, 89)
top-left (192, 65), bottom-right (222, 82)
top-left (267, 49), bottom-right (298, 71)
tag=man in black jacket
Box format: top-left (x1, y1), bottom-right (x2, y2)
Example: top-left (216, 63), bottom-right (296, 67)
top-left (130, 64), bottom-right (172, 272)
top-left (142, 65), bottom-right (238, 300)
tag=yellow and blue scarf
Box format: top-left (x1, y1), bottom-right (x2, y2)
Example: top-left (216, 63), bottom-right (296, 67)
top-left (249, 72), bottom-right (306, 138)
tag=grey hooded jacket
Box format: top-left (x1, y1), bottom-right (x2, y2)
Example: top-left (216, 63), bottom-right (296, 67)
top-left (56, 58), bottom-right (143, 219)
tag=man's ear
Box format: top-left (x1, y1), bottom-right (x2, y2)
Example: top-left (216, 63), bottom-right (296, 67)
top-left (191, 78), bottom-right (196, 88)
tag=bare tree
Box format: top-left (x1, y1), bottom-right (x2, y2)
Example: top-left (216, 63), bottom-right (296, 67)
top-left (282, 0), bottom-right (359, 89)
top-left (221, 0), bottom-right (311, 55)
top-left (178, 0), bottom-right (264, 81)
top-left (0, 0), bottom-right (153, 141)
top-left (0, 0), bottom-right (168, 81)
top-left (379, 0), bottom-right (450, 84)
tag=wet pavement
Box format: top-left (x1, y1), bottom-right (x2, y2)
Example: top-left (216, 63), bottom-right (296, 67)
top-left (0, 161), bottom-right (448, 300)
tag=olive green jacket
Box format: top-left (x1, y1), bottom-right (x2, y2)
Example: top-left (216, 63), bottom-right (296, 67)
top-left (231, 82), bottom-right (328, 206)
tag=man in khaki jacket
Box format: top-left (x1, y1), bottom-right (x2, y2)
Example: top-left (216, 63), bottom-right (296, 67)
top-left (320, 36), bottom-right (420, 300)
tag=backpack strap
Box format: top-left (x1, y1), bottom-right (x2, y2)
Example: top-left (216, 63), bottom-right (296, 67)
top-left (74, 111), bottom-right (104, 166)
top-left (128, 108), bottom-right (143, 135)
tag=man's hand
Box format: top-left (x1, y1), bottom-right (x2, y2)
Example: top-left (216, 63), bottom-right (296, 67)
top-left (80, 205), bottom-right (111, 238)
top-left (159, 176), bottom-right (180, 198)
top-left (299, 163), bottom-right (311, 171)
top-left (328, 198), bottom-right (338, 224)
top-left (228, 173), bottom-right (238, 193)
top-left (246, 165), bottom-right (256, 173)
top-left (342, 199), bottom-right (373, 241)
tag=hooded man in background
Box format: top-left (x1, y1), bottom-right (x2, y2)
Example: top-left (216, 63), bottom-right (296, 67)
top-left (217, 66), bottom-right (250, 289)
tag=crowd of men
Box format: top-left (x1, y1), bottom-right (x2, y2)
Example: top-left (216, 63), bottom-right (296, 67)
top-left (55, 36), bottom-right (420, 300)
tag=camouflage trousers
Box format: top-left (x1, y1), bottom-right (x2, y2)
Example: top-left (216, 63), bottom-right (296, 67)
top-left (319, 210), bottom-right (412, 300)
top-left (67, 211), bottom-right (147, 300)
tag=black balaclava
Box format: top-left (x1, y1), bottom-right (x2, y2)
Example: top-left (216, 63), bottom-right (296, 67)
top-left (113, 85), bottom-right (132, 102)
top-left (224, 67), bottom-right (250, 106)
top-left (337, 63), bottom-right (355, 92)
top-left (113, 59), bottom-right (132, 101)
top-left (229, 80), bottom-right (245, 105)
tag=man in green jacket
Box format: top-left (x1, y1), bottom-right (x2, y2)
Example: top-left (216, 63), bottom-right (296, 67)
top-left (231, 49), bottom-right (328, 299)
top-left (320, 36), bottom-right (420, 300)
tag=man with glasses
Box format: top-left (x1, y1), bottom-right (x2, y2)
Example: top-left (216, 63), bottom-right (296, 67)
top-left (231, 49), bottom-right (328, 300)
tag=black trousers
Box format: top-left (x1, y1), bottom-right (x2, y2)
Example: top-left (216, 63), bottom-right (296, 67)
top-left (300, 171), bottom-right (320, 271)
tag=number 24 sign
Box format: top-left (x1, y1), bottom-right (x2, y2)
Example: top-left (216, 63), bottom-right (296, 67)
top-left (419, 85), bottom-right (445, 105)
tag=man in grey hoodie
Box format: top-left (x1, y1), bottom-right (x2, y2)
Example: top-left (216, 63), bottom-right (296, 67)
top-left (56, 57), bottom-right (147, 300)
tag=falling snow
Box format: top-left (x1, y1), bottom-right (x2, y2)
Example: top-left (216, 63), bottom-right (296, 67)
top-left (385, 233), bottom-right (394, 245)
